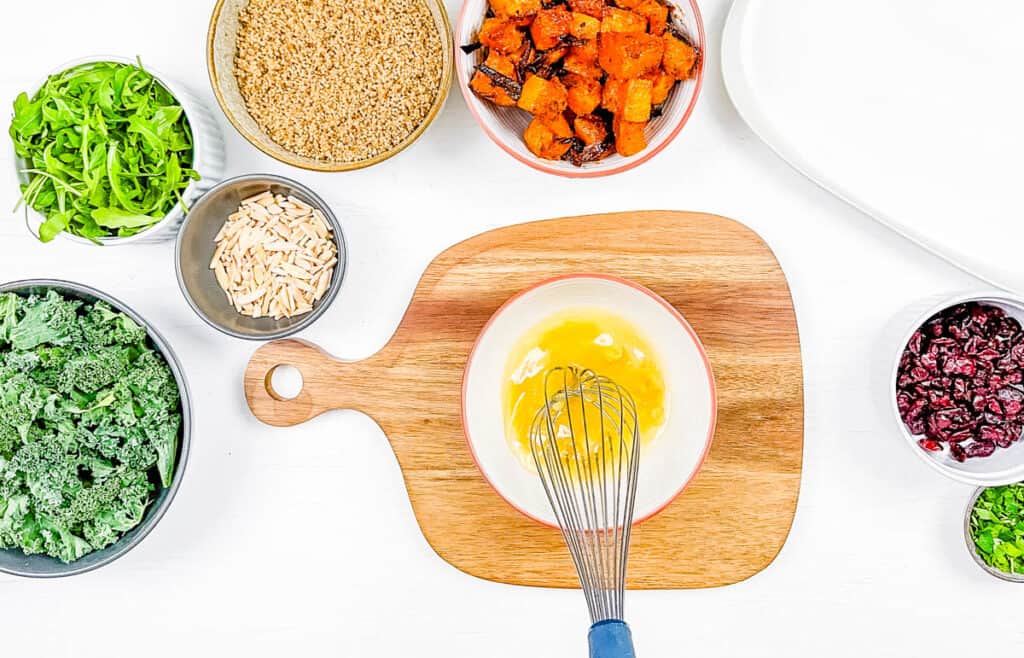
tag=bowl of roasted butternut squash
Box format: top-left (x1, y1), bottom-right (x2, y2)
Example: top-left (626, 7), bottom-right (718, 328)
top-left (457, 0), bottom-right (704, 177)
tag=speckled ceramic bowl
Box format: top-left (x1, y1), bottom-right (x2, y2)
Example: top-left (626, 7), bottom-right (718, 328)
top-left (206, 0), bottom-right (454, 171)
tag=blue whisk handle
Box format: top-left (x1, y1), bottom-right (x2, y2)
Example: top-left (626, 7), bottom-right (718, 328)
top-left (588, 620), bottom-right (636, 658)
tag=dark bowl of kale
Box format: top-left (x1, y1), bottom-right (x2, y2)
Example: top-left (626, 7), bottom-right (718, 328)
top-left (0, 279), bottom-right (191, 577)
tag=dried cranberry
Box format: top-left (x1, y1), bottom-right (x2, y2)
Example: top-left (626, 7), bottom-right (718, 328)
top-left (896, 392), bottom-right (911, 414)
top-left (943, 356), bottom-right (976, 377)
top-left (966, 441), bottom-right (996, 458)
top-left (908, 331), bottom-right (924, 355)
top-left (897, 302), bottom-right (1024, 461)
top-left (980, 425), bottom-right (1006, 442)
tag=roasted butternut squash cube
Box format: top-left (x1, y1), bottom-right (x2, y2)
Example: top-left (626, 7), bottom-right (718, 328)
top-left (542, 113), bottom-right (574, 140)
top-left (544, 140), bottom-right (572, 160)
top-left (518, 75), bottom-right (548, 113)
top-left (613, 116), bottom-right (647, 156)
top-left (563, 73), bottom-right (602, 115)
top-left (541, 45), bottom-right (569, 67)
top-left (574, 114), bottom-right (608, 145)
top-left (525, 118), bottom-right (572, 160)
top-left (568, 0), bottom-right (607, 18)
top-left (530, 6), bottom-right (572, 50)
top-left (634, 0), bottom-right (668, 35)
top-left (524, 117), bottom-right (554, 156)
top-left (647, 69), bottom-right (675, 104)
top-left (621, 77), bottom-right (653, 122)
top-left (662, 33), bottom-right (699, 80)
top-left (517, 74), bottom-right (568, 119)
top-left (612, 0), bottom-right (643, 8)
top-left (600, 7), bottom-right (647, 33)
top-left (470, 71), bottom-right (517, 107)
top-left (570, 12), bottom-right (601, 40)
top-left (601, 77), bottom-right (628, 113)
top-left (598, 32), bottom-right (664, 78)
top-left (490, 0), bottom-right (542, 19)
top-left (470, 52), bottom-right (519, 107)
top-left (478, 18), bottom-right (524, 54)
top-left (564, 41), bottom-right (603, 78)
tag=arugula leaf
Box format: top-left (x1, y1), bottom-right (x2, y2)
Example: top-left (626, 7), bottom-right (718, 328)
top-left (8, 60), bottom-right (198, 242)
top-left (92, 207), bottom-right (158, 229)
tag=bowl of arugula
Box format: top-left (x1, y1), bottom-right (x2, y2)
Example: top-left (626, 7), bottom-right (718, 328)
top-left (0, 280), bottom-right (192, 577)
top-left (8, 57), bottom-right (225, 245)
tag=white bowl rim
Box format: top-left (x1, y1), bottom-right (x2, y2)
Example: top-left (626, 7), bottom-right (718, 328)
top-left (454, 1), bottom-right (707, 179)
top-left (890, 289), bottom-right (1024, 486)
top-left (460, 272), bottom-right (718, 527)
top-left (11, 55), bottom-right (208, 246)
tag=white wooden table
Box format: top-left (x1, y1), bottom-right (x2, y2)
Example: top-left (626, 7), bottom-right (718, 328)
top-left (1, 1), bottom-right (1020, 655)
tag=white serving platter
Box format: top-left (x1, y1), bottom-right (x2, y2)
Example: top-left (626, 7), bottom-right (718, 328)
top-left (722, 0), bottom-right (1024, 292)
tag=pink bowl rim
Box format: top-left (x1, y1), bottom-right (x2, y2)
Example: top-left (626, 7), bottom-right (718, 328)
top-left (454, 0), bottom-right (707, 179)
top-left (460, 273), bottom-right (719, 528)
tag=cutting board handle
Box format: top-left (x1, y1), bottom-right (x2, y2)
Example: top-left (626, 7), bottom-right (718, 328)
top-left (244, 339), bottom-right (383, 427)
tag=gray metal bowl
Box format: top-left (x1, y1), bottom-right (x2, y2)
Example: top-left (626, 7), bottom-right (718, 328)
top-left (175, 174), bottom-right (347, 340)
top-left (0, 279), bottom-right (192, 578)
top-left (964, 486), bottom-right (1024, 583)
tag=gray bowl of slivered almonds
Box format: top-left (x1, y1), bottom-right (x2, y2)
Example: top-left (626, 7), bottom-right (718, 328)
top-left (175, 174), bottom-right (347, 340)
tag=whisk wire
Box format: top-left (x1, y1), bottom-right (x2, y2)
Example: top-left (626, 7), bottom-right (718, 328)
top-left (530, 367), bottom-right (640, 625)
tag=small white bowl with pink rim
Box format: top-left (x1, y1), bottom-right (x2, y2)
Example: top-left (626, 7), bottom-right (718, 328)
top-left (454, 1), bottom-right (706, 178)
top-left (461, 274), bottom-right (717, 526)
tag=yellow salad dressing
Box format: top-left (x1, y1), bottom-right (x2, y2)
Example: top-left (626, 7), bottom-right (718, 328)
top-left (502, 307), bottom-right (667, 471)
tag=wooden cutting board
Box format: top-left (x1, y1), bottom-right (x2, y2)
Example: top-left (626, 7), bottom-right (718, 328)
top-left (244, 211), bottom-right (803, 589)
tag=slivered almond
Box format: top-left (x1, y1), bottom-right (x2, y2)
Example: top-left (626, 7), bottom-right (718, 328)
top-left (244, 191), bottom-right (274, 205)
top-left (211, 190), bottom-right (337, 319)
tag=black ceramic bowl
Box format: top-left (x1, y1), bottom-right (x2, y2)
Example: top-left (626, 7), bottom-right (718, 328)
top-left (0, 279), bottom-right (192, 578)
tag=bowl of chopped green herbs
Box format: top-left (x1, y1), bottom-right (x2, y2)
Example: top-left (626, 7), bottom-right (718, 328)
top-left (0, 280), bottom-right (191, 577)
top-left (965, 483), bottom-right (1024, 582)
top-left (9, 57), bottom-right (224, 245)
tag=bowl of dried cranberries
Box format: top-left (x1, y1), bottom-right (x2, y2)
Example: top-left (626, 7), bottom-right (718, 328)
top-left (893, 292), bottom-right (1024, 486)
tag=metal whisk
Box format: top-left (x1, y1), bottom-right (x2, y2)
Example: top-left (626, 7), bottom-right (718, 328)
top-left (530, 367), bottom-right (640, 658)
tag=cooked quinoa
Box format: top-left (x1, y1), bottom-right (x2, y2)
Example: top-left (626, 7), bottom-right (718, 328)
top-left (234, 0), bottom-right (443, 163)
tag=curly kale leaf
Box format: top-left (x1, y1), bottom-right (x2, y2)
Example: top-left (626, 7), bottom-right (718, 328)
top-left (0, 293), bottom-right (20, 343)
top-left (59, 347), bottom-right (129, 394)
top-left (79, 301), bottom-right (147, 347)
top-left (0, 290), bottom-right (182, 563)
top-left (0, 369), bottom-right (50, 439)
top-left (8, 291), bottom-right (81, 351)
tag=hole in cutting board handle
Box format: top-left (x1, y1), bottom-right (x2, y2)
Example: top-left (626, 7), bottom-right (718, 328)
top-left (267, 364), bottom-right (304, 400)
